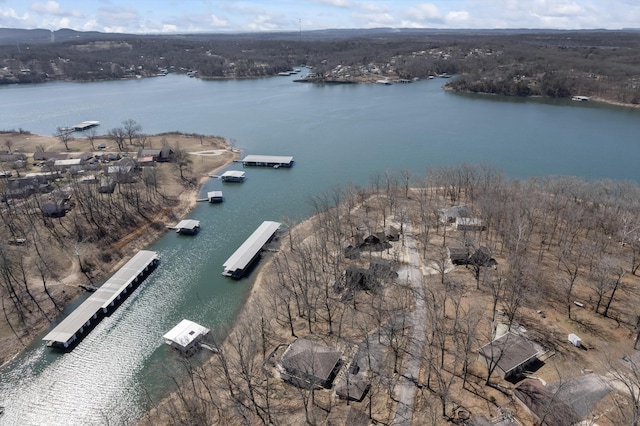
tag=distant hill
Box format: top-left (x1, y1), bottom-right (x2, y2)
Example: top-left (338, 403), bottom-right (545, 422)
top-left (0, 26), bottom-right (625, 46)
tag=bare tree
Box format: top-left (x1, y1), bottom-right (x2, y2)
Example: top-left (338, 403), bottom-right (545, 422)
top-left (122, 119), bottom-right (142, 145)
top-left (84, 127), bottom-right (98, 151)
top-left (172, 144), bottom-right (192, 181)
top-left (54, 127), bottom-right (73, 151)
top-left (108, 127), bottom-right (127, 151)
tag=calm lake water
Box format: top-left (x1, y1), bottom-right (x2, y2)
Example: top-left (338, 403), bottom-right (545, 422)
top-left (0, 72), bottom-right (640, 425)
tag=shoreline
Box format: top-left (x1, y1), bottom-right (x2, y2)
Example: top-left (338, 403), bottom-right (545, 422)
top-left (0, 137), bottom-right (239, 368)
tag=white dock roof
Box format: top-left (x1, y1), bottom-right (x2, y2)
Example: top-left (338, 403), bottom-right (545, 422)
top-left (207, 191), bottom-right (223, 198)
top-left (223, 221), bottom-right (281, 276)
top-left (163, 319), bottom-right (210, 350)
top-left (221, 170), bottom-right (245, 178)
top-left (174, 219), bottom-right (200, 231)
top-left (42, 250), bottom-right (159, 345)
top-left (242, 155), bottom-right (294, 164)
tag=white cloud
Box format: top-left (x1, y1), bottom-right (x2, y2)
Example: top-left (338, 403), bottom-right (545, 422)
top-left (406, 3), bottom-right (441, 21)
top-left (162, 24), bottom-right (178, 33)
top-left (446, 10), bottom-right (470, 26)
top-left (311, 0), bottom-right (350, 7)
top-left (210, 14), bottom-right (228, 27)
top-left (247, 15), bottom-right (281, 31)
top-left (96, 6), bottom-right (140, 30)
top-left (30, 1), bottom-right (82, 18)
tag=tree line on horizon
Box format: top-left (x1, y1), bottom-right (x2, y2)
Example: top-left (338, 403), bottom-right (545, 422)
top-left (0, 30), bottom-right (638, 103)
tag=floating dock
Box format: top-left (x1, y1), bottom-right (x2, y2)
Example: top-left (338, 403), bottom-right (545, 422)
top-left (220, 170), bottom-right (246, 182)
top-left (174, 219), bottom-right (200, 234)
top-left (163, 319), bottom-right (210, 353)
top-left (72, 121), bottom-right (100, 131)
top-left (42, 250), bottom-right (159, 349)
top-left (241, 155), bottom-right (294, 168)
top-left (207, 190), bottom-right (223, 203)
top-left (223, 221), bottom-right (281, 279)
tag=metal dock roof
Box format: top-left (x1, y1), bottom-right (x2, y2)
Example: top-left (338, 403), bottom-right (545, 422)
top-left (42, 250), bottom-right (159, 346)
top-left (72, 121), bottom-right (100, 131)
top-left (207, 190), bottom-right (223, 199)
top-left (174, 219), bottom-right (200, 231)
top-left (241, 155), bottom-right (294, 165)
top-left (221, 170), bottom-right (245, 178)
top-left (163, 319), bottom-right (210, 351)
top-left (223, 221), bottom-right (281, 277)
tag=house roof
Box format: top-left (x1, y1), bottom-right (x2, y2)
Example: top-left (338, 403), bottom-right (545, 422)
top-left (514, 380), bottom-right (582, 426)
top-left (440, 205), bottom-right (472, 219)
top-left (335, 373), bottom-right (369, 401)
top-left (478, 332), bottom-right (541, 376)
top-left (279, 338), bottom-right (341, 383)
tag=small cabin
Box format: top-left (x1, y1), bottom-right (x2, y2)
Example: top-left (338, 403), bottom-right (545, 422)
top-left (162, 319), bottom-right (210, 353)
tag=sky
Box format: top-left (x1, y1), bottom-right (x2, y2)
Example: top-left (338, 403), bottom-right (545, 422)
top-left (0, 0), bottom-right (638, 34)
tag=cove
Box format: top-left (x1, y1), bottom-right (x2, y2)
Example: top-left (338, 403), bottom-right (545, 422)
top-left (0, 72), bottom-right (640, 424)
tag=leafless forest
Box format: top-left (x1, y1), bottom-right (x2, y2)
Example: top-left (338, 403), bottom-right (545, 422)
top-left (145, 164), bottom-right (640, 425)
top-left (0, 130), bottom-right (232, 363)
top-left (1, 28), bottom-right (640, 105)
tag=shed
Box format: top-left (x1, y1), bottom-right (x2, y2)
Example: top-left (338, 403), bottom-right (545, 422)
top-left (568, 333), bottom-right (582, 347)
top-left (335, 372), bottom-right (369, 401)
top-left (98, 176), bottom-right (116, 193)
top-left (277, 338), bottom-right (342, 389)
top-left (138, 147), bottom-right (173, 162)
top-left (162, 319), bottom-right (210, 353)
top-left (478, 332), bottom-right (543, 379)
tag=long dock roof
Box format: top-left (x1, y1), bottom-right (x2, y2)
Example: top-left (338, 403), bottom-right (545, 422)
top-left (223, 221), bottom-right (280, 276)
top-left (42, 250), bottom-right (159, 345)
top-left (242, 155), bottom-right (294, 165)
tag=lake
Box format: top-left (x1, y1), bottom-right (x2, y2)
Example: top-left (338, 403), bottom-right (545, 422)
top-left (0, 72), bottom-right (639, 425)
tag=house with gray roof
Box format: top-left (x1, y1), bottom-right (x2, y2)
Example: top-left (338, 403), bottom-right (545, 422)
top-left (478, 332), bottom-right (545, 380)
top-left (277, 338), bottom-right (342, 389)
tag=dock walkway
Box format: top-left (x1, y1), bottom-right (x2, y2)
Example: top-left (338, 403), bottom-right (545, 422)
top-left (43, 250), bottom-right (159, 349)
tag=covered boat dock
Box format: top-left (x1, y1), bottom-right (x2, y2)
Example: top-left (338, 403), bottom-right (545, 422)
top-left (220, 170), bottom-right (246, 182)
top-left (241, 155), bottom-right (294, 168)
top-left (174, 219), bottom-right (200, 234)
top-left (42, 250), bottom-right (160, 349)
top-left (72, 120), bottom-right (100, 131)
top-left (223, 221), bottom-right (281, 278)
top-left (163, 319), bottom-right (210, 352)
top-left (207, 191), bottom-right (223, 203)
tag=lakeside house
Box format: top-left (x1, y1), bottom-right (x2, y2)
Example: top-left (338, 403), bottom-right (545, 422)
top-left (477, 332), bottom-right (545, 380)
top-left (277, 338), bottom-right (342, 389)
